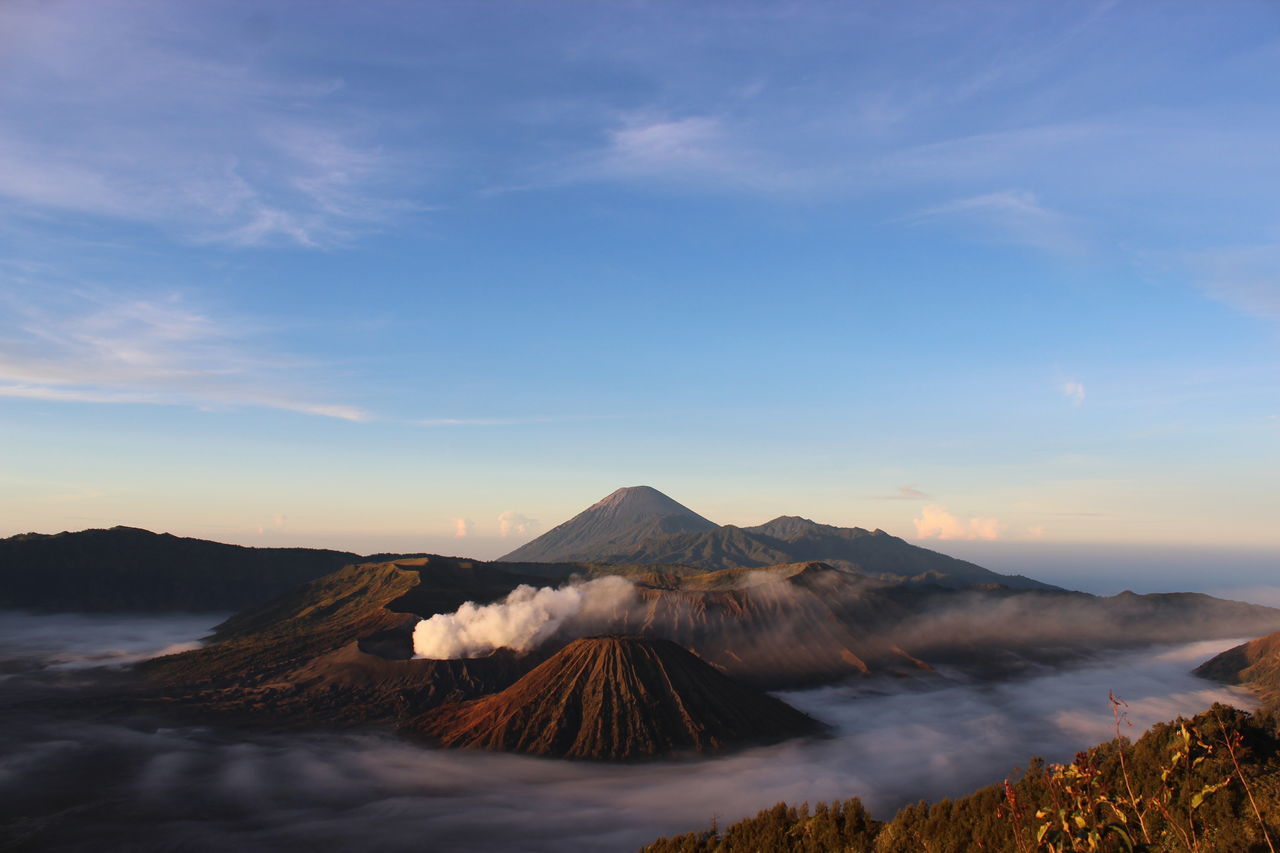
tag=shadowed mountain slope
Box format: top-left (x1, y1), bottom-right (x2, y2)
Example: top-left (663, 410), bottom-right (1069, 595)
top-left (405, 635), bottom-right (822, 760)
top-left (608, 562), bottom-right (928, 687)
top-left (500, 485), bottom-right (717, 563)
top-left (589, 521), bottom-right (1056, 590)
top-left (1196, 631), bottom-right (1280, 712)
top-left (745, 516), bottom-right (1051, 589)
top-left (0, 526), bottom-right (370, 612)
top-left (143, 557), bottom-right (557, 725)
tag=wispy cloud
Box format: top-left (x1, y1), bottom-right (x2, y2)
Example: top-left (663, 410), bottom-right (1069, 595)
top-left (452, 518), bottom-right (472, 538)
top-left (1062, 380), bottom-right (1086, 406)
top-left (1196, 244), bottom-right (1280, 320)
top-left (0, 2), bottom-right (413, 247)
top-left (874, 485), bottom-right (931, 501)
top-left (574, 114), bottom-right (807, 193)
top-left (908, 189), bottom-right (1087, 256)
top-left (0, 287), bottom-right (368, 420)
top-left (913, 504), bottom-right (1004, 541)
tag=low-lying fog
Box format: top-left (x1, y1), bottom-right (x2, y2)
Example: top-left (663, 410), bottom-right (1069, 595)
top-left (0, 612), bottom-right (1257, 853)
top-left (0, 610), bottom-right (223, 674)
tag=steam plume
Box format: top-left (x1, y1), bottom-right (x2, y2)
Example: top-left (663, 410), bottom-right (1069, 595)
top-left (412, 576), bottom-right (636, 659)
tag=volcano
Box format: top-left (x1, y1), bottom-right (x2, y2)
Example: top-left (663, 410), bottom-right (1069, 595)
top-left (499, 486), bottom-right (718, 563)
top-left (404, 635), bottom-right (822, 760)
top-left (499, 487), bottom-right (1056, 590)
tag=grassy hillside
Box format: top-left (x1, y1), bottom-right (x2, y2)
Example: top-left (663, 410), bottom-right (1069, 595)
top-left (641, 704), bottom-right (1280, 852)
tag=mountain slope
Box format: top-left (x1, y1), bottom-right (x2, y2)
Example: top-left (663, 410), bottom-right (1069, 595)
top-left (572, 517), bottom-right (1055, 590)
top-left (143, 556), bottom-right (558, 725)
top-left (1195, 631), bottom-right (1280, 711)
top-left (499, 486), bottom-right (717, 562)
top-left (405, 635), bottom-right (822, 759)
top-left (500, 489), bottom-right (1056, 590)
top-left (745, 516), bottom-right (1055, 589)
top-left (0, 526), bottom-right (369, 612)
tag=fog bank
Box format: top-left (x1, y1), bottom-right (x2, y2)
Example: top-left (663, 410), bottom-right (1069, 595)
top-left (0, 613), bottom-right (1258, 852)
top-left (0, 610), bottom-right (225, 675)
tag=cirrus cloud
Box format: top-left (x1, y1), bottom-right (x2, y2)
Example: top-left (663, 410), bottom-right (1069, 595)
top-left (0, 286), bottom-right (369, 421)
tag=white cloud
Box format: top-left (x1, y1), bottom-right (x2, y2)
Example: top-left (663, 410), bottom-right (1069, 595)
top-left (605, 117), bottom-right (726, 174)
top-left (1062, 380), bottom-right (1086, 406)
top-left (577, 114), bottom-right (803, 193)
top-left (498, 511), bottom-right (538, 539)
top-left (909, 189), bottom-right (1086, 256)
top-left (452, 518), bottom-right (472, 538)
top-left (0, 287), bottom-right (369, 421)
top-left (913, 505), bottom-right (1004, 541)
top-left (257, 513), bottom-right (287, 535)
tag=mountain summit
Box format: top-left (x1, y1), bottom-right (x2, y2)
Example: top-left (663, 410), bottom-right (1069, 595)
top-left (499, 485), bottom-right (717, 562)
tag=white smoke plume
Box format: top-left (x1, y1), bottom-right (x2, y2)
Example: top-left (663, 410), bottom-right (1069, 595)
top-left (412, 576), bottom-right (637, 659)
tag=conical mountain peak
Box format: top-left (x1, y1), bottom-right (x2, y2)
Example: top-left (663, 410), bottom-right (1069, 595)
top-left (404, 635), bottom-right (821, 760)
top-left (499, 486), bottom-right (717, 563)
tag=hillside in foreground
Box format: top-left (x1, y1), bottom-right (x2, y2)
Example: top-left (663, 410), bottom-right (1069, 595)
top-left (641, 704), bottom-right (1280, 852)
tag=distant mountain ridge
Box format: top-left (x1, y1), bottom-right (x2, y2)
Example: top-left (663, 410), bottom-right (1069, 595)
top-left (501, 486), bottom-right (1056, 591)
top-left (0, 526), bottom-right (399, 612)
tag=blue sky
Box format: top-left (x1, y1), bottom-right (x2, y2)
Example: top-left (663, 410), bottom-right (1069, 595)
top-left (1, 1), bottom-right (1277, 589)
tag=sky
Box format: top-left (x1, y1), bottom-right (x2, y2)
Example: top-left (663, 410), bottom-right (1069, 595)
top-left (1, 0), bottom-right (1277, 589)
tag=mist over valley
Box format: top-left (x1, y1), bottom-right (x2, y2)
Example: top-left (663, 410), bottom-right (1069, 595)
top-left (5, 486), bottom-right (1280, 850)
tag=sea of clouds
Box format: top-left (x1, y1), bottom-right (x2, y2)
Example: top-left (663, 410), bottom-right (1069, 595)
top-left (0, 611), bottom-right (1258, 852)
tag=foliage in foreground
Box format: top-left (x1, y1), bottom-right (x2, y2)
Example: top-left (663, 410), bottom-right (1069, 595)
top-left (641, 703), bottom-right (1280, 852)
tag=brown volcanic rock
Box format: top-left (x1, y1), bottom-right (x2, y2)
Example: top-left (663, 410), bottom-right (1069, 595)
top-left (405, 635), bottom-right (822, 760)
top-left (620, 562), bottom-right (920, 688)
top-left (142, 557), bottom-right (554, 725)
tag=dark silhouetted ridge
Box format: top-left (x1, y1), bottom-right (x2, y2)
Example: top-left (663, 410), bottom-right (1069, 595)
top-left (405, 635), bottom-right (821, 760)
top-left (0, 525), bottom-right (367, 612)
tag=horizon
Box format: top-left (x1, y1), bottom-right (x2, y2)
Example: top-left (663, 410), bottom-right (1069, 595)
top-left (10, 480), bottom-right (1280, 603)
top-left (2, 2), bottom-right (1277, 594)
